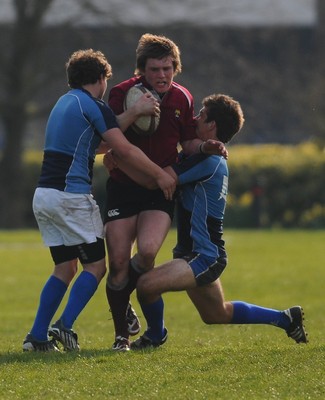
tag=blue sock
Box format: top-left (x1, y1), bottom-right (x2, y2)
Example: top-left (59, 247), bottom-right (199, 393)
top-left (30, 275), bottom-right (67, 341)
top-left (231, 301), bottom-right (290, 329)
top-left (140, 297), bottom-right (165, 343)
top-left (60, 271), bottom-right (98, 329)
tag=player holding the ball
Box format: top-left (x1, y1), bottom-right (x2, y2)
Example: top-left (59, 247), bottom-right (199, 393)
top-left (103, 33), bottom-right (227, 351)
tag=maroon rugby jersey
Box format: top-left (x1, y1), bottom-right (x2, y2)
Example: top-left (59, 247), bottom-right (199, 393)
top-left (108, 76), bottom-right (196, 183)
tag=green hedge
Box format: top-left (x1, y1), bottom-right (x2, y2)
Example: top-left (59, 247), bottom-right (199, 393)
top-left (23, 142), bottom-right (325, 228)
top-left (225, 143), bottom-right (325, 228)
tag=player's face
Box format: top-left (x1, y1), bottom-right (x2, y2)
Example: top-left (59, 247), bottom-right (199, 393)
top-left (144, 57), bottom-right (174, 94)
top-left (195, 107), bottom-right (216, 141)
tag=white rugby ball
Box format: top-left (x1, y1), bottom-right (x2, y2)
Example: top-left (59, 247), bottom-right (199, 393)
top-left (123, 85), bottom-right (160, 136)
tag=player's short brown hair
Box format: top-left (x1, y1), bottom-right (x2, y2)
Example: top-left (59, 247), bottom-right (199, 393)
top-left (135, 33), bottom-right (182, 76)
top-left (203, 94), bottom-right (245, 143)
top-left (66, 49), bottom-right (112, 88)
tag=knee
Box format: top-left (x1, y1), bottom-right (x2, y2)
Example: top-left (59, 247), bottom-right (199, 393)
top-left (107, 263), bottom-right (129, 287)
top-left (201, 302), bottom-right (233, 325)
top-left (201, 315), bottom-right (217, 325)
top-left (109, 256), bottom-right (130, 272)
top-left (54, 260), bottom-right (78, 285)
top-left (136, 249), bottom-right (156, 270)
top-left (84, 260), bottom-right (107, 283)
top-left (95, 262), bottom-right (107, 283)
top-left (136, 274), bottom-right (152, 300)
top-left (136, 274), bottom-right (147, 293)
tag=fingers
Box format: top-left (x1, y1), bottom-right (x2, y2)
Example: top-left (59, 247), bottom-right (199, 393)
top-left (161, 178), bottom-right (176, 201)
top-left (137, 93), bottom-right (160, 116)
top-left (103, 150), bottom-right (117, 170)
top-left (203, 140), bottom-right (228, 158)
top-left (164, 188), bottom-right (174, 201)
top-left (154, 104), bottom-right (161, 117)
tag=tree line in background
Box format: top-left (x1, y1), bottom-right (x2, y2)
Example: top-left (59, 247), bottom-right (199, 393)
top-left (0, 1), bottom-right (324, 228)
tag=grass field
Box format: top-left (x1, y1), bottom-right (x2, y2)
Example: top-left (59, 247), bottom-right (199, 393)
top-left (0, 229), bottom-right (324, 399)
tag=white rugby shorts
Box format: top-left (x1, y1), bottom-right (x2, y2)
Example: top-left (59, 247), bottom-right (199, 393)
top-left (33, 187), bottom-right (104, 247)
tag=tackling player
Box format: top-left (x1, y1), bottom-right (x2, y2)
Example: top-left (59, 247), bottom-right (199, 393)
top-left (117, 93), bottom-right (308, 349)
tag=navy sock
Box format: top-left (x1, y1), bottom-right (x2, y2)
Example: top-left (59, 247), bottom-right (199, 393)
top-left (231, 301), bottom-right (289, 329)
top-left (140, 297), bottom-right (165, 343)
top-left (30, 275), bottom-right (67, 341)
top-left (127, 261), bottom-right (143, 294)
top-left (60, 271), bottom-right (98, 329)
top-left (106, 283), bottom-right (130, 339)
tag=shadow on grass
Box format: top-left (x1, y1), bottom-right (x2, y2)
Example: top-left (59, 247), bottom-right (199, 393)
top-left (0, 346), bottom-right (161, 365)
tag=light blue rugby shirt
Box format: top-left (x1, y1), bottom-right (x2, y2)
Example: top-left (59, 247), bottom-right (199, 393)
top-left (173, 153), bottom-right (228, 259)
top-left (38, 88), bottom-right (119, 194)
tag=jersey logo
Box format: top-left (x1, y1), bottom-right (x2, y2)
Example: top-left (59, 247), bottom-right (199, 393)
top-left (175, 109), bottom-right (181, 118)
top-left (107, 208), bottom-right (120, 217)
top-left (218, 175), bottom-right (228, 201)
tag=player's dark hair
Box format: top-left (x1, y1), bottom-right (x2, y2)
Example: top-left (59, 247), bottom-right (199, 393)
top-left (66, 49), bottom-right (112, 88)
top-left (203, 94), bottom-right (245, 143)
top-left (135, 33), bottom-right (182, 76)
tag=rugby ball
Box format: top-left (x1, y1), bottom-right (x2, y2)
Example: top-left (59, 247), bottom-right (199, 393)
top-left (123, 85), bottom-right (160, 136)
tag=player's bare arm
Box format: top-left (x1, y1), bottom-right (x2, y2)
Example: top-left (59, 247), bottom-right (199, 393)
top-left (102, 149), bottom-right (118, 171)
top-left (96, 140), bottom-right (111, 155)
top-left (103, 150), bottom-right (166, 190)
top-left (102, 128), bottom-right (176, 199)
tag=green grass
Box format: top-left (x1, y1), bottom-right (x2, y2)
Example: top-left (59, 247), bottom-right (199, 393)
top-left (0, 229), bottom-right (324, 399)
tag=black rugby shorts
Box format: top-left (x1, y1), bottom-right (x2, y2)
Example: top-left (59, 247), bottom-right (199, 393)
top-left (104, 178), bottom-right (176, 223)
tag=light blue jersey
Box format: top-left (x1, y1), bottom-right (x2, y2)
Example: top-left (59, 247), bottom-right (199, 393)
top-left (38, 88), bottom-right (119, 194)
top-left (173, 153), bottom-right (228, 259)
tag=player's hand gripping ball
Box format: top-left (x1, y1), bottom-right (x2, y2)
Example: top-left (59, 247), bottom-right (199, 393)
top-left (123, 85), bottom-right (160, 136)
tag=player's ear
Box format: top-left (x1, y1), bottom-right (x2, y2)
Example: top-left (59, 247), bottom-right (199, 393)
top-left (208, 120), bottom-right (216, 131)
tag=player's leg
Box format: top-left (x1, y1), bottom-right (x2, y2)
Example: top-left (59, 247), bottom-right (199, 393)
top-left (138, 258), bottom-right (197, 300)
top-left (23, 249), bottom-right (78, 352)
top-left (105, 217), bottom-right (137, 286)
top-left (125, 197), bottom-right (173, 342)
top-left (123, 210), bottom-right (172, 340)
top-left (131, 186), bottom-right (174, 279)
top-left (229, 301), bottom-right (308, 342)
top-left (132, 259), bottom-right (196, 349)
top-left (56, 240), bottom-right (106, 329)
top-left (49, 238), bottom-right (106, 351)
top-left (103, 178), bottom-right (142, 349)
top-left (186, 279), bottom-right (233, 324)
top-left (188, 280), bottom-right (307, 343)
top-left (105, 216), bottom-right (137, 349)
top-left (129, 209), bottom-right (171, 288)
top-left (46, 192), bottom-right (106, 350)
top-left (136, 210), bottom-right (171, 269)
top-left (24, 189), bottom-right (78, 351)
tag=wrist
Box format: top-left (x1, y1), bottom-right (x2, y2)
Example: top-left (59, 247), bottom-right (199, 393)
top-left (199, 142), bottom-right (205, 154)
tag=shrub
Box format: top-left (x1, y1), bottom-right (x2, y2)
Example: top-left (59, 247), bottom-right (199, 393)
top-left (22, 142), bottom-right (325, 228)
